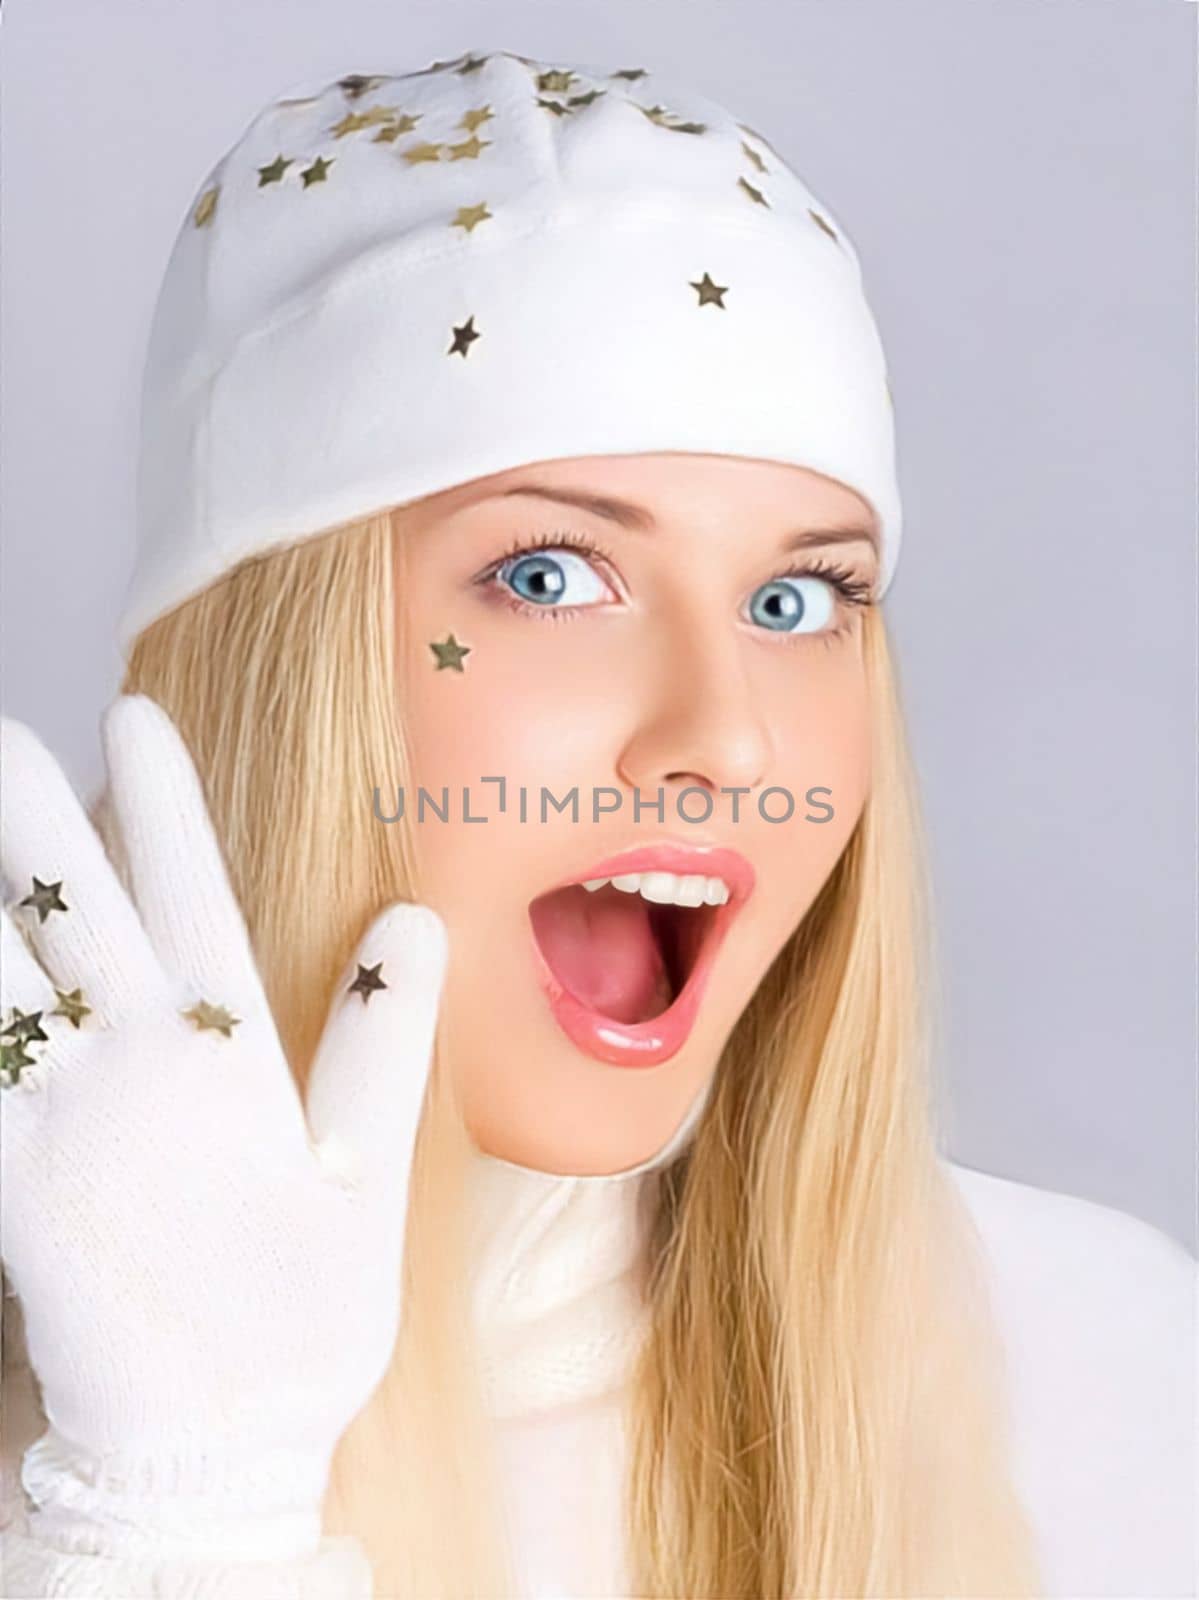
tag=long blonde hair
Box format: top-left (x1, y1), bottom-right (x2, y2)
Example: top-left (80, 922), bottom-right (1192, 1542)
top-left (119, 505), bottom-right (1043, 1597)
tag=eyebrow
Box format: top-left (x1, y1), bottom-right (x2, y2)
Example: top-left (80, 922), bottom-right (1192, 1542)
top-left (492, 483), bottom-right (880, 556)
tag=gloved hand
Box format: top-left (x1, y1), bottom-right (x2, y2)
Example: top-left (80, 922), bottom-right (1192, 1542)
top-left (0, 693), bottom-right (447, 1564)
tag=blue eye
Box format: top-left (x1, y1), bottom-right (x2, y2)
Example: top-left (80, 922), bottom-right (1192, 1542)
top-left (746, 575), bottom-right (837, 634)
top-left (498, 548), bottom-right (610, 608)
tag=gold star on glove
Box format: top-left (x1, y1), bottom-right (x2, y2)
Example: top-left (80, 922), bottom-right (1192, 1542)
top-left (430, 634), bottom-right (471, 671)
top-left (181, 1000), bottom-right (242, 1038)
top-left (1, 1008), bottom-right (48, 1046)
top-left (452, 202), bottom-right (492, 233)
top-left (0, 1038), bottom-right (36, 1089)
top-left (348, 962), bottom-right (388, 1003)
top-left (300, 156), bottom-right (334, 187)
top-left (690, 272), bottom-right (729, 308)
top-left (19, 876), bottom-right (68, 922)
top-left (448, 316), bottom-right (481, 356)
top-left (258, 154), bottom-right (293, 187)
top-left (52, 988), bottom-right (92, 1029)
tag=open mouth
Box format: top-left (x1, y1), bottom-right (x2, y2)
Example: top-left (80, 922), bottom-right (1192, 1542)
top-left (526, 850), bottom-right (753, 1068)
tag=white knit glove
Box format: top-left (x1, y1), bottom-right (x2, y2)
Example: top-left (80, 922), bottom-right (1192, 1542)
top-left (0, 693), bottom-right (447, 1568)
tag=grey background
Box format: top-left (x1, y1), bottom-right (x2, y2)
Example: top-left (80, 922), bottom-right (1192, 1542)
top-left (2, 0), bottom-right (1195, 1251)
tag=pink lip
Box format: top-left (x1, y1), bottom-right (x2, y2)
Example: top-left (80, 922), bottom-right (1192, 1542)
top-left (527, 841), bottom-right (756, 1069)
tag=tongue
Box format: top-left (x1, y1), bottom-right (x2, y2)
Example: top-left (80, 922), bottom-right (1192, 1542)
top-left (530, 886), bottom-right (674, 1023)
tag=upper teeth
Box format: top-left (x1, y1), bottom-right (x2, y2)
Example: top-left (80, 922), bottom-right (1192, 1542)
top-left (580, 871), bottom-right (730, 907)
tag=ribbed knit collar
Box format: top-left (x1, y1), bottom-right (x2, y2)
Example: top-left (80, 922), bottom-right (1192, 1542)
top-left (465, 1079), bottom-right (711, 1421)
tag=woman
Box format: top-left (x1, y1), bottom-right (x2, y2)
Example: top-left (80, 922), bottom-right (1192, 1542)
top-left (0, 46), bottom-right (1191, 1600)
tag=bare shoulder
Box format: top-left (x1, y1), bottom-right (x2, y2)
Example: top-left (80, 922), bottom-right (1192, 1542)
top-left (942, 1159), bottom-right (1196, 1598)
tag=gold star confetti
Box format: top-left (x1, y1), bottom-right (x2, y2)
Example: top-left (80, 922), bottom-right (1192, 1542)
top-left (339, 74), bottom-right (388, 100)
top-left (568, 89), bottom-right (605, 109)
top-left (330, 110), bottom-right (372, 138)
top-left (460, 105), bottom-right (494, 132)
top-left (430, 634), bottom-right (471, 671)
top-left (348, 961), bottom-right (388, 1003)
top-left (452, 202), bottom-right (492, 233)
top-left (447, 135), bottom-right (491, 161)
top-left (300, 156), bottom-right (334, 187)
top-left (181, 999), bottom-right (242, 1038)
top-left (19, 877), bottom-right (68, 923)
top-left (639, 103), bottom-right (672, 125)
top-left (193, 185), bottom-right (219, 227)
top-left (737, 177), bottom-right (769, 207)
top-left (610, 67), bottom-right (648, 81)
top-left (52, 988), bottom-right (92, 1029)
top-left (1, 1008), bottom-right (48, 1046)
top-left (690, 271), bottom-right (728, 308)
top-left (361, 105), bottom-right (401, 125)
top-left (409, 56), bottom-right (466, 78)
top-left (736, 120), bottom-right (785, 162)
top-left (448, 316), bottom-right (481, 356)
top-left (537, 69), bottom-right (577, 94)
top-left (536, 97), bottom-right (572, 117)
top-left (258, 154), bottom-right (293, 187)
top-left (402, 140), bottom-right (444, 165)
top-left (0, 1038), bottom-right (36, 1088)
top-left (455, 55), bottom-right (488, 75)
top-left (809, 208), bottom-right (839, 244)
top-left (741, 140), bottom-right (768, 174)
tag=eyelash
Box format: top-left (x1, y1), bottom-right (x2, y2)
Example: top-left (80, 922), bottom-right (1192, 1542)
top-left (473, 528), bottom-right (876, 640)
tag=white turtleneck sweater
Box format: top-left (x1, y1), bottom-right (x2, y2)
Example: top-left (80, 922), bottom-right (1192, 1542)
top-left (1, 1121), bottom-right (1194, 1599)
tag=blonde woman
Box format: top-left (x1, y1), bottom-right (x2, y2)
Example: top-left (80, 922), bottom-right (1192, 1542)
top-left (0, 47), bottom-right (1192, 1600)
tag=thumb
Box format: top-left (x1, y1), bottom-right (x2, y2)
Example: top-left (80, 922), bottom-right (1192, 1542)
top-left (305, 902), bottom-right (449, 1193)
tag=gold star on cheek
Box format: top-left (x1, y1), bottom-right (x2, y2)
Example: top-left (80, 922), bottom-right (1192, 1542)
top-left (193, 185), bottom-right (219, 227)
top-left (52, 988), bottom-right (92, 1029)
top-left (690, 271), bottom-right (729, 308)
top-left (0, 1038), bottom-right (36, 1088)
top-left (459, 105), bottom-right (494, 133)
top-left (1, 1008), bottom-right (48, 1046)
top-left (402, 140), bottom-right (443, 166)
top-left (741, 140), bottom-right (768, 174)
top-left (19, 877), bottom-right (68, 922)
top-left (181, 1000), bottom-right (242, 1038)
top-left (447, 135), bottom-right (491, 161)
top-left (447, 315), bottom-right (481, 356)
top-left (452, 202), bottom-right (492, 233)
top-left (330, 111), bottom-right (371, 138)
top-left (348, 962), bottom-right (388, 1003)
top-left (808, 208), bottom-right (839, 244)
top-left (300, 155), bottom-right (334, 187)
top-left (257, 154), bottom-right (293, 187)
top-left (429, 634), bottom-right (471, 672)
top-left (737, 176), bottom-right (770, 207)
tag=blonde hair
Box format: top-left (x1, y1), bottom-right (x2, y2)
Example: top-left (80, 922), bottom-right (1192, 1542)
top-left (119, 506), bottom-right (1043, 1597)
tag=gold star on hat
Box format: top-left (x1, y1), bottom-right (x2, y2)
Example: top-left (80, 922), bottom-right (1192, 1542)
top-left (447, 135), bottom-right (491, 161)
top-left (258, 154), bottom-right (293, 187)
top-left (448, 316), bottom-right (481, 356)
top-left (52, 988), bottom-right (92, 1029)
top-left (181, 1000), bottom-right (242, 1038)
top-left (348, 962), bottom-right (388, 1003)
top-left (430, 633), bottom-right (471, 671)
top-left (193, 185), bottom-right (219, 227)
top-left (460, 105), bottom-right (494, 132)
top-left (690, 272), bottom-right (729, 308)
top-left (19, 876), bottom-right (68, 922)
top-left (452, 202), bottom-right (492, 233)
top-left (300, 156), bottom-right (334, 187)
top-left (402, 141), bottom-right (444, 166)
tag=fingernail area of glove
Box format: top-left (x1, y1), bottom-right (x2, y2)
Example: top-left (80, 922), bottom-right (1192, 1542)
top-left (309, 1130), bottom-right (364, 1191)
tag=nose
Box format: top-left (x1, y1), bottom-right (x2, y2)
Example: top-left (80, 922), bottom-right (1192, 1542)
top-left (615, 626), bottom-right (774, 800)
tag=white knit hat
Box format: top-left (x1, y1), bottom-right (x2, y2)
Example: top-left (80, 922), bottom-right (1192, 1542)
top-left (120, 47), bottom-right (901, 653)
